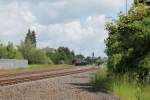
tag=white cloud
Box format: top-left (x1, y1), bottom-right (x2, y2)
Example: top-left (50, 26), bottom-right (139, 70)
top-left (0, 1), bottom-right (37, 44)
top-left (0, 0), bottom-right (132, 56)
top-left (0, 0), bottom-right (125, 24)
top-left (28, 15), bottom-right (107, 56)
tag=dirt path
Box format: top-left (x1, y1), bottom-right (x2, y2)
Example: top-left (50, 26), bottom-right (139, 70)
top-left (0, 71), bottom-right (117, 100)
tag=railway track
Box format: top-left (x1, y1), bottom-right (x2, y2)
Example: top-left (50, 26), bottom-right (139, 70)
top-left (0, 67), bottom-right (72, 78)
top-left (0, 66), bottom-right (97, 86)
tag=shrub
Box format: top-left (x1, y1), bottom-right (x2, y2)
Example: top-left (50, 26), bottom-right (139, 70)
top-left (0, 43), bottom-right (23, 59)
top-left (27, 49), bottom-right (49, 64)
top-left (18, 41), bottom-right (49, 64)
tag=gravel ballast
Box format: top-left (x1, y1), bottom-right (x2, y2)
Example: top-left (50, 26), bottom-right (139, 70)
top-left (0, 70), bottom-right (117, 100)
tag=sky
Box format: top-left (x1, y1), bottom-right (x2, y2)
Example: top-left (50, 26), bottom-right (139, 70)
top-left (0, 0), bottom-right (133, 57)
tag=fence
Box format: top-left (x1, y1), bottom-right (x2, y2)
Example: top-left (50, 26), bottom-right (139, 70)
top-left (0, 59), bottom-right (28, 69)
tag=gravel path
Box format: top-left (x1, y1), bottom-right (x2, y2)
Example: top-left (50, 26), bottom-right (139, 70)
top-left (0, 71), bottom-right (117, 100)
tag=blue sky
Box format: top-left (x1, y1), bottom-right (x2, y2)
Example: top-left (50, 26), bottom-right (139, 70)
top-left (0, 0), bottom-right (133, 57)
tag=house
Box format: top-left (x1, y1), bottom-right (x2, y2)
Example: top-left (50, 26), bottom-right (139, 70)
top-left (42, 47), bottom-right (56, 53)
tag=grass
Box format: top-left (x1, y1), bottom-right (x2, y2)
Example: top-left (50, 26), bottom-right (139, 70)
top-left (113, 81), bottom-right (136, 100)
top-left (0, 64), bottom-right (73, 74)
top-left (28, 64), bottom-right (73, 69)
top-left (90, 68), bottom-right (150, 100)
top-left (143, 85), bottom-right (150, 100)
top-left (90, 68), bottom-right (113, 92)
top-left (113, 82), bottom-right (150, 100)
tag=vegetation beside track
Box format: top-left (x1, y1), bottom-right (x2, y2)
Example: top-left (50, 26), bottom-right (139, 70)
top-left (90, 68), bottom-right (150, 100)
top-left (0, 64), bottom-right (74, 74)
top-left (90, 1), bottom-right (150, 100)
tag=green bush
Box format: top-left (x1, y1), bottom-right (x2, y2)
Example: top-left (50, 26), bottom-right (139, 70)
top-left (14, 51), bottom-right (23, 59)
top-left (18, 41), bottom-right (49, 64)
top-left (27, 49), bottom-right (49, 64)
top-left (105, 3), bottom-right (150, 83)
top-left (46, 47), bottom-right (75, 64)
top-left (0, 43), bottom-right (23, 59)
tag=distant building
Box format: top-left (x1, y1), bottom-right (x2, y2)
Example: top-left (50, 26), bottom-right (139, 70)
top-left (42, 47), bottom-right (56, 53)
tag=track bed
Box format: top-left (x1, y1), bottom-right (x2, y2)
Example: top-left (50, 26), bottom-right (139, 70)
top-left (0, 66), bottom-right (97, 86)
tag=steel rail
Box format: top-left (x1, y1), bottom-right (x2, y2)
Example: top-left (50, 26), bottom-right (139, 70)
top-left (0, 67), bottom-right (96, 86)
top-left (0, 67), bottom-right (73, 78)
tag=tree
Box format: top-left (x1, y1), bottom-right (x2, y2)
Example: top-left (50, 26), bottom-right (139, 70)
top-left (27, 49), bottom-right (49, 64)
top-left (105, 3), bottom-right (150, 81)
top-left (55, 47), bottom-right (75, 64)
top-left (45, 47), bottom-right (75, 64)
top-left (18, 29), bottom-right (49, 64)
top-left (18, 41), bottom-right (33, 60)
top-left (0, 44), bottom-right (8, 58)
top-left (7, 42), bottom-right (17, 59)
top-left (75, 54), bottom-right (85, 60)
top-left (96, 57), bottom-right (103, 66)
top-left (46, 51), bottom-right (56, 64)
top-left (25, 29), bottom-right (36, 48)
top-left (0, 42), bottom-right (23, 59)
top-left (85, 56), bottom-right (92, 64)
top-left (18, 41), bottom-right (49, 64)
top-left (31, 30), bottom-right (36, 48)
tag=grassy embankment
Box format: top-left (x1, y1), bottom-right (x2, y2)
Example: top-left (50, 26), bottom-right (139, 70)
top-left (0, 64), bottom-right (74, 74)
top-left (90, 68), bottom-right (150, 100)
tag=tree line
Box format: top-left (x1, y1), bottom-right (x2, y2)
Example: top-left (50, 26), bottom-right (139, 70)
top-left (0, 29), bottom-right (104, 65)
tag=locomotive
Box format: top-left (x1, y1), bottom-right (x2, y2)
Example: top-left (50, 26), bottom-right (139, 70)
top-left (72, 59), bottom-right (87, 66)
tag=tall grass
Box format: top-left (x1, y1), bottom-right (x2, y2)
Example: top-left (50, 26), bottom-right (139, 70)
top-left (0, 64), bottom-right (73, 74)
top-left (90, 68), bottom-right (150, 100)
top-left (90, 69), bottom-right (113, 92)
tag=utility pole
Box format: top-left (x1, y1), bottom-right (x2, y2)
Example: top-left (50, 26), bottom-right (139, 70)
top-left (126, 0), bottom-right (128, 16)
top-left (92, 52), bottom-right (94, 64)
